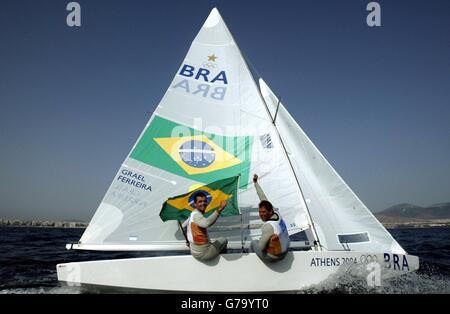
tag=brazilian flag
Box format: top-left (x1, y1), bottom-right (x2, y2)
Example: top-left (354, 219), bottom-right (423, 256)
top-left (159, 176), bottom-right (240, 221)
top-left (130, 115), bottom-right (253, 188)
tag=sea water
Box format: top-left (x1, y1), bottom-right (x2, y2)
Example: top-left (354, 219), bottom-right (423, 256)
top-left (0, 227), bottom-right (449, 294)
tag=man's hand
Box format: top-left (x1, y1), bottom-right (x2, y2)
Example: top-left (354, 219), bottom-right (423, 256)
top-left (253, 174), bottom-right (258, 183)
top-left (217, 200), bottom-right (227, 214)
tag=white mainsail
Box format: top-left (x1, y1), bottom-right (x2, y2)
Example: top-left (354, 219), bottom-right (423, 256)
top-left (78, 8), bottom-right (313, 249)
top-left (259, 79), bottom-right (405, 254)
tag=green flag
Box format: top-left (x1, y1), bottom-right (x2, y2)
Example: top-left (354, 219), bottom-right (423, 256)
top-left (159, 176), bottom-right (240, 222)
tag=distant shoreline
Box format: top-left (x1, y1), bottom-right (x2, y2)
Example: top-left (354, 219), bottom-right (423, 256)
top-left (381, 222), bottom-right (450, 229)
top-left (0, 225), bottom-right (87, 229)
top-left (1, 219), bottom-right (449, 230)
top-left (0, 219), bottom-right (87, 228)
top-left (375, 218), bottom-right (450, 229)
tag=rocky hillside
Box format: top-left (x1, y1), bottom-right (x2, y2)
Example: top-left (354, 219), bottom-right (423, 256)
top-left (375, 202), bottom-right (450, 228)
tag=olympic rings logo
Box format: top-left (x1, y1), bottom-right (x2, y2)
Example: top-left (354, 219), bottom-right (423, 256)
top-left (359, 254), bottom-right (379, 264)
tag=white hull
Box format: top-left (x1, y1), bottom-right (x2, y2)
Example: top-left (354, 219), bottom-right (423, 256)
top-left (57, 251), bottom-right (419, 292)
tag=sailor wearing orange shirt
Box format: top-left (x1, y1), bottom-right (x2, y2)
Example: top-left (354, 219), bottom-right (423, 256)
top-left (182, 192), bottom-right (228, 261)
top-left (251, 174), bottom-right (290, 262)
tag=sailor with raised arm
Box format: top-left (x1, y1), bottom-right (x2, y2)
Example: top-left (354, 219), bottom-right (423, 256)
top-left (251, 174), bottom-right (290, 262)
top-left (182, 191), bottom-right (228, 261)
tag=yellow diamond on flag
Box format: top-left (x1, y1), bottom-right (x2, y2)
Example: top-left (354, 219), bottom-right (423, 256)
top-left (153, 135), bottom-right (241, 175)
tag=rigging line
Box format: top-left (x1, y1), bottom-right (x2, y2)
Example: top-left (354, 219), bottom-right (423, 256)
top-left (238, 48), bottom-right (323, 251)
top-left (271, 103), bottom-right (323, 250)
top-left (273, 97), bottom-right (281, 124)
top-left (236, 175), bottom-right (245, 251)
top-left (239, 48), bottom-right (263, 84)
top-left (238, 64), bottom-right (245, 252)
top-left (218, 15), bottom-right (322, 250)
top-left (178, 221), bottom-right (190, 248)
top-left (240, 49), bottom-right (282, 124)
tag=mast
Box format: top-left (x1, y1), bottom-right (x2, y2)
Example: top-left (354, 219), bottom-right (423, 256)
top-left (254, 85), bottom-right (322, 250)
top-left (268, 95), bottom-right (322, 250)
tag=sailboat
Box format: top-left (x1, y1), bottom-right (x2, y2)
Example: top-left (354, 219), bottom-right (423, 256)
top-left (57, 8), bottom-right (419, 292)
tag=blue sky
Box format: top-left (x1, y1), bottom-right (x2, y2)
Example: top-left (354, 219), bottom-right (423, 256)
top-left (0, 0), bottom-right (449, 220)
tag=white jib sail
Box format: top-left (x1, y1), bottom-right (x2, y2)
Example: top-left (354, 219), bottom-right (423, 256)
top-left (259, 79), bottom-right (406, 254)
top-left (78, 8), bottom-right (313, 249)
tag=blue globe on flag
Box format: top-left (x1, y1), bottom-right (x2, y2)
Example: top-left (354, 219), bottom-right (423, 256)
top-left (179, 140), bottom-right (215, 168)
